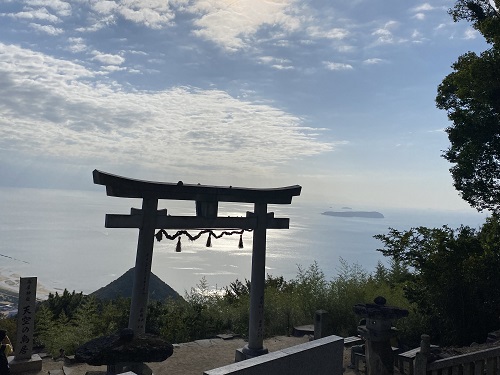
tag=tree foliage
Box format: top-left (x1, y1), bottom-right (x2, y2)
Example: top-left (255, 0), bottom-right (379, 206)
top-left (375, 215), bottom-right (500, 346)
top-left (33, 261), bottom-right (419, 354)
top-left (437, 0), bottom-right (500, 211)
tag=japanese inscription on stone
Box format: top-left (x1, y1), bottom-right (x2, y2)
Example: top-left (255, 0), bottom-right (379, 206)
top-left (14, 277), bottom-right (37, 360)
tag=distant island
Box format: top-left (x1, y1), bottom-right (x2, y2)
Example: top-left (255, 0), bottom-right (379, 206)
top-left (322, 211), bottom-right (384, 219)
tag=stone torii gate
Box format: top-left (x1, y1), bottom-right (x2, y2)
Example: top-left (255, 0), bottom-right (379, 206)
top-left (93, 170), bottom-right (301, 359)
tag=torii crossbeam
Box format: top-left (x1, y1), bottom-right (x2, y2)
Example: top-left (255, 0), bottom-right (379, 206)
top-left (93, 170), bottom-right (301, 360)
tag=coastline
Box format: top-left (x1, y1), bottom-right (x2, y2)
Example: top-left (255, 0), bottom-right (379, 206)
top-left (0, 269), bottom-right (54, 301)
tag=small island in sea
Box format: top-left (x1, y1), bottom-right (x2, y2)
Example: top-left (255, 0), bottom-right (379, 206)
top-left (322, 211), bottom-right (384, 219)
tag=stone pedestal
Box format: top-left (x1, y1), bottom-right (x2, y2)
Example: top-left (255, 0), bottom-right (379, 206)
top-left (235, 345), bottom-right (269, 362)
top-left (8, 354), bottom-right (43, 373)
top-left (354, 296), bottom-right (408, 375)
top-left (365, 340), bottom-right (396, 375)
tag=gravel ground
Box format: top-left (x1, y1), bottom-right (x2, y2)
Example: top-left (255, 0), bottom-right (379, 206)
top-left (37, 335), bottom-right (353, 375)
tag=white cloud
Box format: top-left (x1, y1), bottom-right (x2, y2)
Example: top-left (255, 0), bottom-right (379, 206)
top-left (190, 0), bottom-right (301, 51)
top-left (271, 64), bottom-right (294, 70)
top-left (26, 0), bottom-right (72, 17)
top-left (323, 61), bottom-right (353, 70)
top-left (464, 27), bottom-right (478, 40)
top-left (6, 8), bottom-right (60, 22)
top-left (411, 3), bottom-right (435, 12)
top-left (187, 1), bottom-right (352, 51)
top-left (371, 21), bottom-right (402, 45)
top-left (68, 37), bottom-right (88, 53)
top-left (306, 26), bottom-right (349, 40)
top-left (372, 28), bottom-right (394, 44)
top-left (29, 22), bottom-right (64, 35)
top-left (75, 15), bottom-right (116, 32)
top-left (384, 21), bottom-right (400, 30)
top-left (91, 51), bottom-right (125, 65)
top-left (413, 13), bottom-right (425, 20)
top-left (92, 1), bottom-right (119, 15)
top-left (259, 56), bottom-right (294, 69)
top-left (90, 0), bottom-right (187, 29)
top-left (101, 65), bottom-right (127, 72)
top-left (363, 58), bottom-right (384, 65)
top-left (0, 43), bottom-right (333, 182)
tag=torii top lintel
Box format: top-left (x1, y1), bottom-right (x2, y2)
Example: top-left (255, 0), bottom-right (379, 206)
top-left (93, 170), bottom-right (302, 204)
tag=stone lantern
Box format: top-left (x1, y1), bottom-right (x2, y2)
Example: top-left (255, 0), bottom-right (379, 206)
top-left (354, 296), bottom-right (408, 375)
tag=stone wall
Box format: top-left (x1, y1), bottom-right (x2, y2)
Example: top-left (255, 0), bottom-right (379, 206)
top-left (204, 335), bottom-right (344, 375)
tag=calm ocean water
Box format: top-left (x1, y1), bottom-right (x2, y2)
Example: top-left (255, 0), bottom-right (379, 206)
top-left (0, 187), bottom-right (489, 296)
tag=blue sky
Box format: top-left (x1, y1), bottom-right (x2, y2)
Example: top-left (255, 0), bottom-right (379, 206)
top-left (0, 0), bottom-right (490, 210)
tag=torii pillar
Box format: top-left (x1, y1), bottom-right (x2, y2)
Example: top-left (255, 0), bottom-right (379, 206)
top-left (93, 170), bottom-right (301, 359)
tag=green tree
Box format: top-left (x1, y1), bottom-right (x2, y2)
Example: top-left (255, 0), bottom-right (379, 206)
top-left (45, 289), bottom-right (85, 319)
top-left (436, 0), bottom-right (500, 211)
top-left (375, 216), bottom-right (500, 346)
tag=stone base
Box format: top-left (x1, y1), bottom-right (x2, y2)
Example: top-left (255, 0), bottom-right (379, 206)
top-left (108, 362), bottom-right (152, 375)
top-left (235, 345), bottom-right (269, 362)
top-left (8, 354), bottom-right (43, 373)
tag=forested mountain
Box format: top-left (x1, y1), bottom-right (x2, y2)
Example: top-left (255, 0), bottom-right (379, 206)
top-left (91, 268), bottom-right (182, 301)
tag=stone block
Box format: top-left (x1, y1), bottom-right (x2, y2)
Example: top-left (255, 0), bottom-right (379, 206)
top-left (8, 354), bottom-right (43, 373)
top-left (314, 310), bottom-right (331, 339)
top-left (207, 335), bottom-right (343, 375)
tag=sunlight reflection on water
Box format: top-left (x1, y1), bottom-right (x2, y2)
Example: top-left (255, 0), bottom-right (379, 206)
top-left (0, 187), bottom-right (489, 295)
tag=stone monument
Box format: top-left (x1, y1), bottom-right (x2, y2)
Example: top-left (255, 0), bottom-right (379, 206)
top-left (8, 277), bottom-right (43, 373)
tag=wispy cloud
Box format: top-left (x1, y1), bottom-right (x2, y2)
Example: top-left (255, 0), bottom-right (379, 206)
top-left (29, 22), bottom-right (64, 35)
top-left (371, 21), bottom-right (401, 45)
top-left (0, 43), bottom-right (333, 181)
top-left (26, 0), bottom-right (72, 17)
top-left (363, 58), bottom-right (385, 65)
top-left (306, 26), bottom-right (349, 40)
top-left (91, 50), bottom-right (125, 66)
top-left (5, 7), bottom-right (60, 22)
top-left (89, 0), bottom-right (183, 29)
top-left (411, 3), bottom-right (435, 12)
top-left (464, 28), bottom-right (479, 40)
top-left (67, 37), bottom-right (88, 53)
top-left (323, 61), bottom-right (353, 70)
top-left (258, 56), bottom-right (294, 70)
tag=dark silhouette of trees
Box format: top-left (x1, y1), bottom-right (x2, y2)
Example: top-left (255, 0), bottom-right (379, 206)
top-left (376, 215), bottom-right (500, 346)
top-left (436, 0), bottom-right (500, 211)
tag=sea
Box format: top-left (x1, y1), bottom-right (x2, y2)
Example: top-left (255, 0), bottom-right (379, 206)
top-left (0, 187), bottom-right (490, 297)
